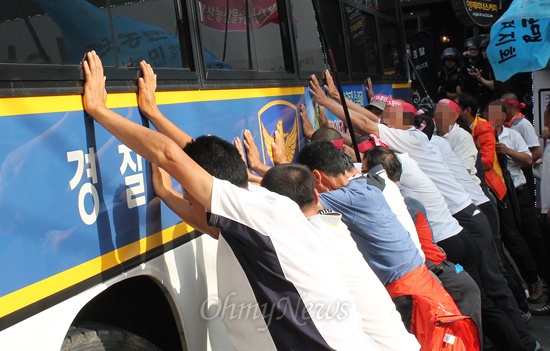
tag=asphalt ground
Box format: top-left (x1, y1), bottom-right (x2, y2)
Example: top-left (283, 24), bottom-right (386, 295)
top-left (527, 285), bottom-right (550, 350)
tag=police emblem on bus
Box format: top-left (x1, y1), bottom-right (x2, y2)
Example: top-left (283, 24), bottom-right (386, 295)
top-left (257, 100), bottom-right (299, 165)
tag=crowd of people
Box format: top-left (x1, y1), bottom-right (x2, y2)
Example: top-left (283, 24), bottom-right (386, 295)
top-left (81, 49), bottom-right (548, 351)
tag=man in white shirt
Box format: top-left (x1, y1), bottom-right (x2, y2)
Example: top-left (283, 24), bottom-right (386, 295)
top-left (308, 74), bottom-right (540, 351)
top-left (501, 93), bottom-right (542, 208)
top-left (261, 163), bottom-right (420, 351)
top-left (490, 99), bottom-right (546, 304)
top-left (82, 51), bottom-right (383, 351)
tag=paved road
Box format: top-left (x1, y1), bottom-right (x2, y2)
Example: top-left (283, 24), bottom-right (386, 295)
top-left (528, 293), bottom-right (550, 350)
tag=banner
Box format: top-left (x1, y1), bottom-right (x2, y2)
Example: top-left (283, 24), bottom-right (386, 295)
top-left (407, 31), bottom-right (439, 106)
top-left (487, 0), bottom-right (550, 81)
top-left (199, 0), bottom-right (279, 31)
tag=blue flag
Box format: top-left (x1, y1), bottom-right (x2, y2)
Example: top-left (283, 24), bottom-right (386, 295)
top-left (487, 0), bottom-right (550, 82)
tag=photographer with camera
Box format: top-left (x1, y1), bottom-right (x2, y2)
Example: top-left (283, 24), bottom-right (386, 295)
top-left (462, 37), bottom-right (495, 114)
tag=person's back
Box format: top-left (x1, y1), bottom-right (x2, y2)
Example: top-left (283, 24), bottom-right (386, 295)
top-left (320, 177), bottom-right (423, 285)
top-left (396, 152), bottom-right (464, 243)
top-left (184, 137), bottom-right (381, 350)
top-left (363, 165), bottom-right (425, 261)
top-left (261, 163), bottom-right (420, 351)
top-left (377, 124), bottom-right (473, 215)
top-left (431, 135), bottom-right (489, 206)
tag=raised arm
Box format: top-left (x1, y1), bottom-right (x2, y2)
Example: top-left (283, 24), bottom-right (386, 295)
top-left (152, 164), bottom-right (219, 238)
top-left (309, 74), bottom-right (379, 137)
top-left (83, 51), bottom-right (213, 209)
top-left (324, 70), bottom-right (377, 122)
top-left (138, 61), bottom-right (192, 148)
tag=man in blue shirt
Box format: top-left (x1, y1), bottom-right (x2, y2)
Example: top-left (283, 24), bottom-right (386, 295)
top-left (297, 141), bottom-right (466, 351)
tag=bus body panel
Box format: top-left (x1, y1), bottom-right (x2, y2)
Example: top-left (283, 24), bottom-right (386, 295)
top-left (0, 88), bottom-right (305, 327)
top-left (0, 236), bottom-right (230, 351)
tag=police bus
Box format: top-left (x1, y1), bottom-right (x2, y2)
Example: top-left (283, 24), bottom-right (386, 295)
top-left (0, 0), bottom-right (410, 349)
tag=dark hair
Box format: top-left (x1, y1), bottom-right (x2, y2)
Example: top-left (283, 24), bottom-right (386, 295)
top-left (455, 116), bottom-right (472, 134)
top-left (457, 93), bottom-right (478, 117)
top-left (364, 147), bottom-right (402, 182)
top-left (183, 135), bottom-right (248, 187)
top-left (261, 164), bottom-right (316, 209)
top-left (310, 127), bottom-right (343, 142)
top-left (413, 114), bottom-right (435, 140)
top-left (297, 141), bottom-right (351, 176)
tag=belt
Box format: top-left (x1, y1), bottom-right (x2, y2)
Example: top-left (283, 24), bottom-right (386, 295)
top-left (429, 260), bottom-right (447, 276)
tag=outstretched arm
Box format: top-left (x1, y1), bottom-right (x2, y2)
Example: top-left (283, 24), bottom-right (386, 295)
top-left (324, 69), bottom-right (374, 120)
top-left (138, 61), bottom-right (192, 148)
top-left (309, 74), bottom-right (379, 137)
top-left (152, 164), bottom-right (219, 238)
top-left (83, 51), bottom-right (213, 209)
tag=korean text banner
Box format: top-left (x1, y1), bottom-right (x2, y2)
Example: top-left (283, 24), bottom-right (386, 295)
top-left (487, 0), bottom-right (550, 82)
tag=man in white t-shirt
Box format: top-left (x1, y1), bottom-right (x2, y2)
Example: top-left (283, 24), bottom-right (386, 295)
top-left (308, 74), bottom-right (540, 351)
top-left (502, 93), bottom-right (542, 208)
top-left (491, 100), bottom-right (546, 304)
top-left (82, 51), bottom-right (382, 351)
top-left (261, 163), bottom-right (420, 351)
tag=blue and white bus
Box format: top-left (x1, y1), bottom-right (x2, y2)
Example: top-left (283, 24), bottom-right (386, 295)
top-left (0, 0), bottom-right (411, 349)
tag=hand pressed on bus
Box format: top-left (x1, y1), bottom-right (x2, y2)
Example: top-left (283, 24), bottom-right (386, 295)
top-left (137, 60), bottom-right (161, 119)
top-left (137, 60), bottom-right (193, 148)
top-left (82, 51), bottom-right (107, 115)
top-left (82, 50), bottom-right (214, 213)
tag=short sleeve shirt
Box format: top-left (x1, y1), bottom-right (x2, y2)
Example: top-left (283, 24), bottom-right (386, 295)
top-left (498, 127), bottom-right (531, 188)
top-left (509, 117), bottom-right (541, 149)
top-left (308, 213), bottom-right (420, 351)
top-left (396, 153), bottom-right (463, 243)
top-left (208, 178), bottom-right (380, 350)
top-left (378, 124), bottom-right (472, 214)
top-left (319, 178), bottom-right (424, 286)
top-left (431, 135), bottom-right (489, 206)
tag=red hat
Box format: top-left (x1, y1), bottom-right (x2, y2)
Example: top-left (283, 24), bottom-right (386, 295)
top-left (437, 98), bottom-right (460, 114)
top-left (330, 139), bottom-right (345, 150)
top-left (357, 134), bottom-right (389, 153)
top-left (501, 98), bottom-right (526, 109)
top-left (371, 94), bottom-right (393, 105)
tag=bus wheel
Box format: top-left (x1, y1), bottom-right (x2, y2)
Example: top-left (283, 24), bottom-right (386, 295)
top-left (61, 323), bottom-right (162, 351)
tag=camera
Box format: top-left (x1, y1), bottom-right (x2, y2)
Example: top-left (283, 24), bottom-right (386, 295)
top-left (466, 66), bottom-right (475, 74)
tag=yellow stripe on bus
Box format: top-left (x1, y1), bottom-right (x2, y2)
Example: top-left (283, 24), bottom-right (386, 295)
top-left (0, 87), bottom-right (305, 117)
top-left (0, 222), bottom-right (195, 319)
top-left (391, 82), bottom-right (412, 89)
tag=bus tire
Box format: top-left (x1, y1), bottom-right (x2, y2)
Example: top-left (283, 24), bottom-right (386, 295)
top-left (61, 322), bottom-right (162, 351)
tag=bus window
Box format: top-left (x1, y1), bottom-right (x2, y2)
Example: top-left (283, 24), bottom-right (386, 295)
top-left (343, 4), bottom-right (379, 76)
top-left (355, 0), bottom-right (398, 20)
top-left (0, 0), bottom-right (185, 69)
top-left (378, 17), bottom-right (404, 77)
top-left (316, 0), bottom-right (349, 79)
top-left (290, 0), bottom-right (325, 77)
top-left (197, 0), bottom-right (285, 72)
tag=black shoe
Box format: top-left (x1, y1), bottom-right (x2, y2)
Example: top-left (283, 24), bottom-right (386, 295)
top-left (531, 303), bottom-right (550, 316)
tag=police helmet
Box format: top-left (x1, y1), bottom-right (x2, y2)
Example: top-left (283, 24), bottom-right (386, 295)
top-left (464, 37), bottom-right (480, 50)
top-left (441, 47), bottom-right (460, 62)
top-left (480, 37), bottom-right (490, 50)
